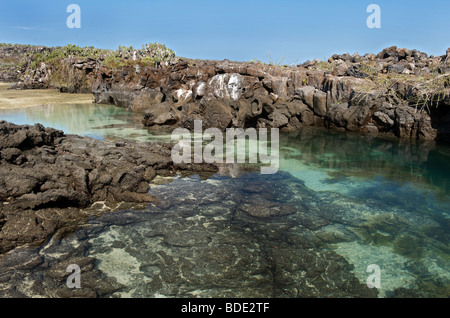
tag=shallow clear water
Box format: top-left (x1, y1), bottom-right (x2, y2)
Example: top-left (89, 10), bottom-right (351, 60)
top-left (0, 103), bottom-right (449, 298)
top-left (0, 103), bottom-right (174, 142)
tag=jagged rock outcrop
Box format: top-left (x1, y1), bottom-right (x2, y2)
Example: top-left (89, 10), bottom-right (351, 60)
top-left (90, 47), bottom-right (450, 141)
top-left (0, 121), bottom-right (218, 254)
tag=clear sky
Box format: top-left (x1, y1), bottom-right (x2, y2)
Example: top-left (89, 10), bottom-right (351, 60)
top-left (0, 0), bottom-right (449, 64)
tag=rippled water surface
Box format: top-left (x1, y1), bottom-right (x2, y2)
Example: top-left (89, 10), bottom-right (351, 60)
top-left (0, 103), bottom-right (449, 298)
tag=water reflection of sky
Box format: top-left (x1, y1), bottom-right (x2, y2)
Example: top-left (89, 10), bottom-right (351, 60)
top-left (0, 103), bottom-right (173, 142)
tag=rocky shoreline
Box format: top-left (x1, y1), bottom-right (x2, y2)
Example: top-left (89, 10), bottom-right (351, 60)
top-left (0, 121), bottom-right (219, 255)
top-left (0, 123), bottom-right (384, 298)
top-left (1, 121), bottom-right (448, 298)
top-left (1, 43), bottom-right (450, 142)
top-left (1, 44), bottom-right (449, 298)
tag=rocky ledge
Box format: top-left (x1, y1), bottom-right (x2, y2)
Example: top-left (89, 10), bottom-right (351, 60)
top-left (0, 121), bottom-right (217, 254)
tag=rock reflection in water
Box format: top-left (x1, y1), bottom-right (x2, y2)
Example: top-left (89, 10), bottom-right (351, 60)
top-left (279, 128), bottom-right (450, 196)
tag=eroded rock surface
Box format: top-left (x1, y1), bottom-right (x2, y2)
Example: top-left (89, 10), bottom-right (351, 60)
top-left (0, 121), bottom-right (217, 254)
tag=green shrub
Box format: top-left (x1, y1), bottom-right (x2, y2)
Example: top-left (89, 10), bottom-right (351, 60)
top-left (100, 42), bottom-right (178, 68)
top-left (103, 55), bottom-right (125, 68)
top-left (140, 56), bottom-right (156, 66)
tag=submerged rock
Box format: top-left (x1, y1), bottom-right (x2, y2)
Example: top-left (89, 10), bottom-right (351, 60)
top-left (14, 172), bottom-right (374, 298)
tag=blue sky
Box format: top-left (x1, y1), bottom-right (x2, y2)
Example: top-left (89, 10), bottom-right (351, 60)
top-left (0, 0), bottom-right (449, 63)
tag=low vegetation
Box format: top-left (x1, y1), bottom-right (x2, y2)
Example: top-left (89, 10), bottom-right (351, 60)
top-left (353, 71), bottom-right (450, 111)
top-left (102, 42), bottom-right (178, 69)
top-left (0, 42), bottom-right (178, 71)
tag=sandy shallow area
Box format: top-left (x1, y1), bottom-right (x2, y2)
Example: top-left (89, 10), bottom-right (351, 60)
top-left (0, 83), bottom-right (94, 109)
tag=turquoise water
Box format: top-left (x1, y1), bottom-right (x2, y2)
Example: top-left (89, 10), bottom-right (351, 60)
top-left (0, 103), bottom-right (174, 142)
top-left (0, 104), bottom-right (449, 298)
